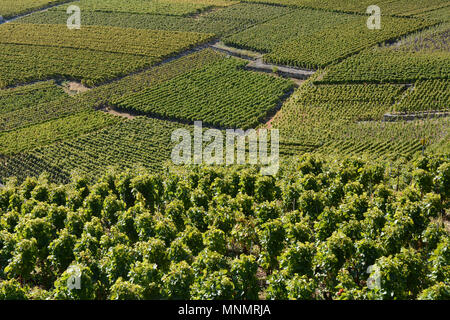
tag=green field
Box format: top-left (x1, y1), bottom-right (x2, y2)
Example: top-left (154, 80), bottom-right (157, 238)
top-left (0, 155), bottom-right (448, 300)
top-left (414, 4), bottom-right (450, 22)
top-left (52, 0), bottom-right (237, 16)
top-left (241, 0), bottom-right (450, 15)
top-left (224, 8), bottom-right (433, 69)
top-left (0, 117), bottom-right (190, 184)
top-left (0, 0), bottom-right (448, 302)
top-left (0, 96), bottom-right (90, 133)
top-left (0, 24), bottom-right (213, 88)
top-left (272, 81), bottom-right (449, 159)
top-left (0, 81), bottom-right (66, 115)
top-left (320, 49), bottom-right (450, 84)
top-left (395, 80), bottom-right (450, 112)
top-left (0, 0), bottom-right (69, 19)
top-left (112, 58), bottom-right (294, 129)
top-left (0, 111), bottom-right (119, 156)
top-left (18, 2), bottom-right (290, 37)
top-left (319, 22), bottom-right (450, 83)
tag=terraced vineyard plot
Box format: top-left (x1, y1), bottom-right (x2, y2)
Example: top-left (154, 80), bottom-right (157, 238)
top-left (390, 22), bottom-right (450, 53)
top-left (0, 117), bottom-right (191, 184)
top-left (0, 153), bottom-right (63, 185)
top-left (224, 9), bottom-right (348, 54)
top-left (112, 58), bottom-right (294, 129)
top-left (1, 24), bottom-right (213, 58)
top-left (52, 0), bottom-right (238, 16)
top-left (270, 82), bottom-right (449, 159)
top-left (0, 111), bottom-right (119, 156)
top-left (204, 2), bottom-right (289, 23)
top-left (241, 0), bottom-right (375, 13)
top-left (414, 5), bottom-right (450, 22)
top-left (225, 9), bottom-right (432, 69)
top-left (278, 108), bottom-right (448, 160)
top-left (241, 0), bottom-right (450, 16)
top-left (377, 0), bottom-right (450, 16)
top-left (395, 80), bottom-right (450, 112)
top-left (0, 43), bottom-right (150, 88)
top-left (0, 81), bottom-right (65, 114)
top-left (18, 3), bottom-right (290, 37)
top-left (266, 18), bottom-right (435, 69)
top-left (294, 83), bottom-right (405, 104)
top-left (0, 96), bottom-right (91, 132)
top-left (0, 0), bottom-right (68, 19)
top-left (319, 23), bottom-right (450, 84)
top-left (1, 49), bottom-right (225, 133)
top-left (275, 83), bottom-right (405, 128)
top-left (320, 49), bottom-right (450, 84)
top-left (82, 48), bottom-right (226, 106)
top-left (317, 119), bottom-right (450, 159)
top-left (0, 25), bottom-right (213, 88)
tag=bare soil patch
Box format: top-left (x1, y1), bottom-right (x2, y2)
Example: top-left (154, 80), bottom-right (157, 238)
top-left (63, 81), bottom-right (90, 95)
top-left (383, 110), bottom-right (450, 122)
top-left (101, 107), bottom-right (135, 119)
top-left (256, 267), bottom-right (267, 299)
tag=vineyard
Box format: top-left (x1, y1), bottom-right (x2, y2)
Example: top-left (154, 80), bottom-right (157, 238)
top-left (0, 81), bottom-right (66, 115)
top-left (320, 22), bottom-right (450, 84)
top-left (415, 5), bottom-right (450, 22)
top-left (0, 96), bottom-right (90, 132)
top-left (0, 24), bottom-right (213, 88)
top-left (112, 58), bottom-right (294, 129)
top-left (51, 0), bottom-right (238, 16)
top-left (0, 0), bottom-right (449, 301)
top-left (0, 0), bottom-right (69, 19)
top-left (241, 0), bottom-right (450, 16)
top-left (18, 2), bottom-right (290, 37)
top-left (320, 49), bottom-right (450, 84)
top-left (0, 117), bottom-right (190, 184)
top-left (225, 8), bottom-right (434, 69)
top-left (395, 80), bottom-right (450, 113)
top-left (0, 111), bottom-right (119, 156)
top-left (272, 79), bottom-right (449, 159)
top-left (0, 24), bottom-right (213, 58)
top-left (0, 155), bottom-right (448, 299)
top-left (391, 23), bottom-right (450, 53)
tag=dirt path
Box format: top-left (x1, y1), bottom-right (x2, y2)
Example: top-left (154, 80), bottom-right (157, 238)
top-left (246, 58), bottom-right (315, 80)
top-left (210, 42), bottom-right (262, 60)
top-left (210, 42), bottom-right (316, 80)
